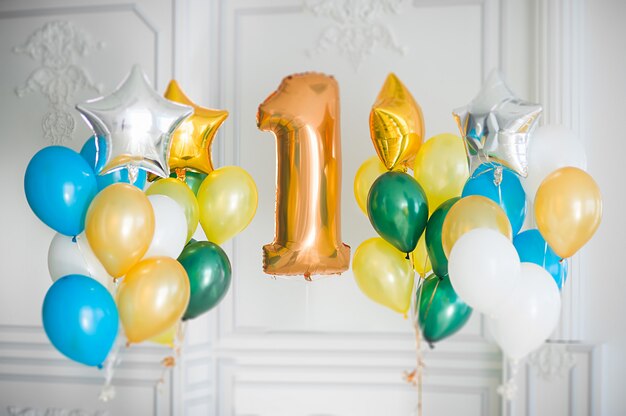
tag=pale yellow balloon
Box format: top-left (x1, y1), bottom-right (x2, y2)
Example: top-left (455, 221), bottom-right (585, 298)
top-left (411, 234), bottom-right (431, 277)
top-left (441, 195), bottom-right (512, 257)
top-left (414, 133), bottom-right (469, 214)
top-left (354, 156), bottom-right (388, 215)
top-left (150, 322), bottom-right (180, 347)
top-left (85, 183), bottom-right (154, 278)
top-left (146, 178), bottom-right (199, 242)
top-left (353, 237), bottom-right (414, 314)
top-left (117, 257), bottom-right (190, 344)
top-left (197, 166), bottom-right (258, 245)
top-left (535, 167), bottom-right (602, 258)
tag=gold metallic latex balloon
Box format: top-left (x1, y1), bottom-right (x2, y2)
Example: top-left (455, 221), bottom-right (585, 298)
top-left (197, 166), bottom-right (258, 245)
top-left (85, 183), bottom-right (154, 278)
top-left (353, 238), bottom-right (414, 314)
top-left (354, 156), bottom-right (387, 215)
top-left (164, 80), bottom-right (228, 175)
top-left (411, 234), bottom-right (431, 277)
top-left (257, 72), bottom-right (351, 279)
top-left (535, 167), bottom-right (602, 258)
top-left (414, 133), bottom-right (469, 214)
top-left (117, 257), bottom-right (190, 344)
top-left (369, 73), bottom-right (425, 171)
top-left (146, 178), bottom-right (199, 242)
top-left (442, 195), bottom-right (512, 257)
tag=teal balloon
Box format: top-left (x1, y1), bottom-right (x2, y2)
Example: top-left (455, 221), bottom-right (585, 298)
top-left (425, 197), bottom-right (460, 278)
top-left (462, 162), bottom-right (526, 235)
top-left (178, 241), bottom-right (232, 320)
top-left (42, 275), bottom-right (118, 367)
top-left (418, 274), bottom-right (472, 345)
top-left (169, 171), bottom-right (207, 195)
top-left (367, 171), bottom-right (428, 254)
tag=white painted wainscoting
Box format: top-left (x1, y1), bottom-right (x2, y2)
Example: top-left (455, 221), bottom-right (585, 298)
top-left (0, 0), bottom-right (604, 415)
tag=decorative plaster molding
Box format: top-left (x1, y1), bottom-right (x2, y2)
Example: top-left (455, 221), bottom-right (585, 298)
top-left (527, 342), bottom-right (576, 381)
top-left (304, 0), bottom-right (409, 70)
top-left (13, 20), bottom-right (104, 144)
top-left (7, 407), bottom-right (108, 416)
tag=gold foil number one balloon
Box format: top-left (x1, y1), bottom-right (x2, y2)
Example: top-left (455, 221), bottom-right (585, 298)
top-left (257, 73), bottom-right (351, 280)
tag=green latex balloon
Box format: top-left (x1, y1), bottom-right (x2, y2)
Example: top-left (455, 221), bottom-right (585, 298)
top-left (418, 274), bottom-right (472, 345)
top-left (169, 171), bottom-right (208, 195)
top-left (178, 241), bottom-right (232, 320)
top-left (367, 171), bottom-right (429, 254)
top-left (425, 197), bottom-right (460, 277)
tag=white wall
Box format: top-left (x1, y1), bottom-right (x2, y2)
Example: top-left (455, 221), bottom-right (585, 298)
top-left (0, 0), bottom-right (620, 415)
top-left (581, 0), bottom-right (626, 414)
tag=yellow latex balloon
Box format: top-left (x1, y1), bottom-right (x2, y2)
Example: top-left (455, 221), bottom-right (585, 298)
top-left (535, 167), bottom-right (602, 258)
top-left (353, 237), bottom-right (414, 314)
top-left (150, 322), bottom-right (179, 347)
top-left (165, 80), bottom-right (229, 175)
top-left (85, 183), bottom-right (154, 278)
top-left (146, 178), bottom-right (199, 241)
top-left (117, 257), bottom-right (190, 344)
top-left (369, 73), bottom-right (425, 171)
top-left (197, 166), bottom-right (258, 245)
top-left (354, 156), bottom-right (387, 215)
top-left (411, 234), bottom-right (431, 277)
top-left (414, 133), bottom-right (469, 214)
top-left (441, 195), bottom-right (512, 257)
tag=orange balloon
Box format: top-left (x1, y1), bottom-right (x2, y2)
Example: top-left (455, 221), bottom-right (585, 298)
top-left (441, 195), bottom-right (512, 257)
top-left (535, 167), bottom-right (602, 258)
top-left (257, 72), bottom-right (350, 279)
top-left (117, 257), bottom-right (190, 343)
top-left (85, 183), bottom-right (154, 278)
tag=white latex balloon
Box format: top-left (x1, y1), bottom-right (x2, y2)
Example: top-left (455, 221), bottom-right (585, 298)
top-left (48, 233), bottom-right (113, 290)
top-left (488, 263), bottom-right (561, 360)
top-left (145, 195), bottom-right (187, 259)
top-left (48, 233), bottom-right (90, 281)
top-left (448, 228), bottom-right (521, 316)
top-left (524, 125), bottom-right (587, 201)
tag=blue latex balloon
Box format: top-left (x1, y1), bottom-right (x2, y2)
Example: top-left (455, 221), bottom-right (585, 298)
top-left (42, 275), bottom-right (119, 367)
top-left (80, 136), bottom-right (146, 190)
top-left (514, 229), bottom-right (567, 289)
top-left (24, 146), bottom-right (98, 236)
top-left (462, 163), bottom-right (527, 234)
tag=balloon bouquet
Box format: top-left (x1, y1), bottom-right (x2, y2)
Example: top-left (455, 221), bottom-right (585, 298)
top-left (25, 66), bottom-right (257, 376)
top-left (353, 73), bottom-right (472, 345)
top-left (353, 71), bottom-right (602, 401)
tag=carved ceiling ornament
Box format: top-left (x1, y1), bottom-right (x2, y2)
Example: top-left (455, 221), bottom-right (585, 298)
top-left (14, 20), bottom-right (104, 145)
top-left (304, 0), bottom-right (409, 70)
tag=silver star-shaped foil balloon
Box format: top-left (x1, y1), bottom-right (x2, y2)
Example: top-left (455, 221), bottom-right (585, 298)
top-left (76, 65), bottom-right (193, 178)
top-left (452, 70), bottom-right (542, 177)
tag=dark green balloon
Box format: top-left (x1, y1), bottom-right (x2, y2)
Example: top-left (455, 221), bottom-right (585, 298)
top-left (418, 274), bottom-right (472, 345)
top-left (425, 197), bottom-right (460, 277)
top-left (367, 171), bottom-right (428, 254)
top-left (169, 171), bottom-right (207, 195)
top-left (178, 241), bottom-right (232, 320)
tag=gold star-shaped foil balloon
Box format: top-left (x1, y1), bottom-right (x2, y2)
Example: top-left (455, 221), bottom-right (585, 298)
top-left (452, 70), bottom-right (542, 177)
top-left (76, 65), bottom-right (193, 178)
top-left (369, 73), bottom-right (425, 171)
top-left (165, 80), bottom-right (228, 175)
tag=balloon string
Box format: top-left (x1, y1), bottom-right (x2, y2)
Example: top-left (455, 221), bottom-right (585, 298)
top-left (99, 333), bottom-right (125, 402)
top-left (408, 260), bottom-right (424, 416)
top-left (497, 358), bottom-right (519, 401)
top-left (73, 235), bottom-right (95, 281)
